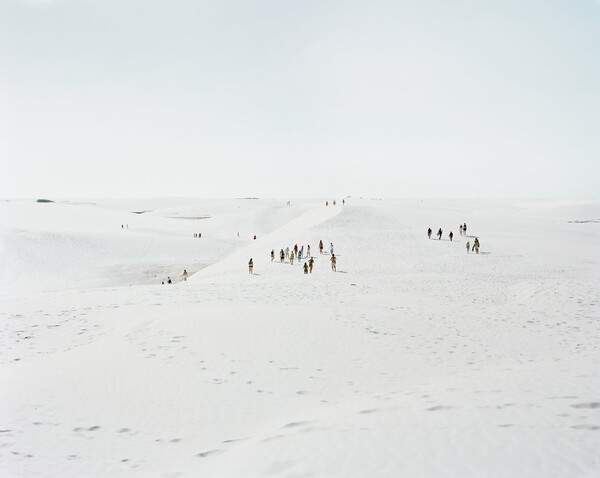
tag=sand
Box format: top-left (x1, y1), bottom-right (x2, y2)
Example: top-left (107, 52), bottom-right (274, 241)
top-left (0, 197), bottom-right (598, 477)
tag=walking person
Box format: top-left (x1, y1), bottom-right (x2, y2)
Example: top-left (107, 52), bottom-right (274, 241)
top-left (459, 225), bottom-right (463, 236)
top-left (330, 254), bottom-right (337, 272)
top-left (303, 262), bottom-right (309, 274)
top-left (309, 257), bottom-right (314, 273)
top-left (463, 223), bottom-right (467, 235)
top-left (248, 258), bottom-right (254, 274)
top-left (167, 277), bottom-right (172, 284)
top-left (285, 247), bottom-right (290, 259)
top-left (437, 228), bottom-right (443, 240)
top-left (290, 250), bottom-right (295, 265)
top-left (466, 241), bottom-right (470, 254)
top-left (280, 249), bottom-right (285, 263)
top-left (307, 245), bottom-right (311, 257)
top-left (271, 250), bottom-right (275, 261)
top-left (330, 242), bottom-right (334, 255)
top-left (449, 231), bottom-right (454, 241)
top-left (472, 237), bottom-right (479, 252)
top-left (427, 228), bottom-right (432, 239)
top-left (182, 269), bottom-right (189, 281)
top-left (319, 240), bottom-right (324, 254)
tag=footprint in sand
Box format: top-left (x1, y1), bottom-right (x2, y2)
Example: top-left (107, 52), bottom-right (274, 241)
top-left (358, 409), bottom-right (380, 414)
top-left (197, 449), bottom-right (221, 458)
top-left (571, 402), bottom-right (600, 409)
top-left (282, 421), bottom-right (311, 429)
top-left (222, 437), bottom-right (247, 444)
top-left (571, 424), bottom-right (600, 431)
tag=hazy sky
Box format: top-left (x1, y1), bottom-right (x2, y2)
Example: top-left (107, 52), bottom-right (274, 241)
top-left (1, 0), bottom-right (598, 199)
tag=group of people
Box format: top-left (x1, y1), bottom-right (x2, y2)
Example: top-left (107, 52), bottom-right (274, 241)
top-left (427, 223), bottom-right (469, 241)
top-left (466, 237), bottom-right (480, 254)
top-left (249, 239), bottom-right (337, 275)
top-left (162, 269), bottom-right (189, 285)
top-left (193, 233), bottom-right (202, 238)
top-left (427, 223), bottom-right (482, 254)
top-left (325, 199), bottom-right (345, 206)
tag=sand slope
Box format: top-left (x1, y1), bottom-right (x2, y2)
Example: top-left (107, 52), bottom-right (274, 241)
top-left (0, 198), bottom-right (598, 477)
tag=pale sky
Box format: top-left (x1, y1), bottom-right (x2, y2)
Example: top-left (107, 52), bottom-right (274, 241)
top-left (1, 0), bottom-right (598, 199)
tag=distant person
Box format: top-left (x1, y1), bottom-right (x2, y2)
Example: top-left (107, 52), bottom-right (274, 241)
top-left (290, 250), bottom-right (295, 265)
top-left (194, 233), bottom-right (197, 238)
top-left (182, 269), bottom-right (189, 281)
top-left (466, 241), bottom-right (470, 254)
top-left (248, 258), bottom-right (254, 274)
top-left (280, 249), bottom-right (285, 262)
top-left (307, 245), bottom-right (311, 257)
top-left (473, 237), bottom-right (480, 253)
top-left (333, 200), bottom-right (336, 206)
top-left (459, 225), bottom-right (463, 236)
top-left (449, 231), bottom-right (454, 241)
top-left (309, 257), bottom-right (314, 273)
top-left (437, 228), bottom-right (443, 240)
top-left (463, 223), bottom-right (467, 235)
top-left (198, 232), bottom-right (201, 238)
top-left (294, 244), bottom-right (298, 255)
top-left (475, 243), bottom-right (480, 254)
top-left (285, 247), bottom-right (290, 259)
top-left (427, 228), bottom-right (432, 239)
top-left (253, 235), bottom-right (257, 240)
top-left (330, 242), bottom-right (334, 255)
top-left (167, 277), bottom-right (172, 284)
top-left (121, 224), bottom-right (124, 229)
top-left (303, 262), bottom-right (309, 274)
top-left (319, 240), bottom-right (324, 254)
top-left (271, 250), bottom-right (275, 261)
top-left (330, 254), bottom-right (337, 272)
top-left (342, 199), bottom-right (345, 205)
top-left (326, 201), bottom-right (329, 206)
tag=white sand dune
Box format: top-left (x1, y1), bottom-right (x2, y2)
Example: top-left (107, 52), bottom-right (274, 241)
top-left (0, 198), bottom-right (598, 477)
